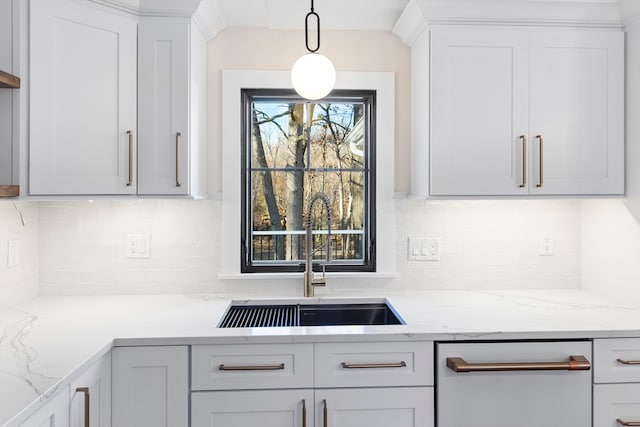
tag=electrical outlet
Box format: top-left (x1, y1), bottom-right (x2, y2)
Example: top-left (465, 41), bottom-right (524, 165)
top-left (7, 240), bottom-right (19, 267)
top-left (425, 237), bottom-right (441, 261)
top-left (126, 234), bottom-right (151, 259)
top-left (539, 232), bottom-right (554, 256)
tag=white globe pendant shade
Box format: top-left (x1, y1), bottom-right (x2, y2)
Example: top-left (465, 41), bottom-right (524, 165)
top-left (291, 53), bottom-right (336, 100)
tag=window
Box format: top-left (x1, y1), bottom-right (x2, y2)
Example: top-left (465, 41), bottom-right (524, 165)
top-left (241, 89), bottom-right (376, 273)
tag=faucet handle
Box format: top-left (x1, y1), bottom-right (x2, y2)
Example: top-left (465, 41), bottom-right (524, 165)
top-left (312, 262), bottom-right (327, 287)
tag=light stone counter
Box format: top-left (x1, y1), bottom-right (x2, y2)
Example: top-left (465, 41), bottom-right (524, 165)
top-left (2, 289), bottom-right (640, 426)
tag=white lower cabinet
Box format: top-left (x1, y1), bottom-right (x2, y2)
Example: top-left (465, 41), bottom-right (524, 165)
top-left (111, 346), bottom-right (189, 427)
top-left (70, 352), bottom-right (111, 427)
top-left (594, 338), bottom-right (640, 427)
top-left (317, 387), bottom-right (433, 427)
top-left (191, 388), bottom-right (432, 427)
top-left (192, 389), bottom-right (314, 427)
top-left (594, 384), bottom-right (640, 427)
top-left (18, 386), bottom-right (70, 427)
top-left (191, 342), bottom-right (434, 427)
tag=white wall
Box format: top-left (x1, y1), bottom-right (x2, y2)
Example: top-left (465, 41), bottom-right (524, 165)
top-left (38, 200), bottom-right (220, 295)
top-left (206, 28), bottom-right (412, 194)
top-left (36, 198), bottom-right (582, 295)
top-left (581, 200), bottom-right (640, 306)
top-left (580, 25), bottom-right (640, 307)
top-left (0, 201), bottom-right (38, 309)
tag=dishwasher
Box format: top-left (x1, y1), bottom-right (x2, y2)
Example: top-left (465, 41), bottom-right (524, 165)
top-left (436, 340), bottom-right (592, 427)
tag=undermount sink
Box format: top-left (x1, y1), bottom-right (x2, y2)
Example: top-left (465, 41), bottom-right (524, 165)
top-left (217, 299), bottom-right (405, 328)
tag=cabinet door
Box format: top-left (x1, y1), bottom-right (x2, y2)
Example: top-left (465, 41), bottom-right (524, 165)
top-left (29, 0), bottom-right (137, 195)
top-left (430, 28), bottom-right (529, 196)
top-left (316, 387), bottom-right (433, 427)
top-left (19, 386), bottom-right (69, 427)
top-left (530, 30), bottom-right (624, 195)
top-left (594, 384), bottom-right (640, 427)
top-left (137, 18), bottom-right (189, 195)
top-left (112, 346), bottom-right (188, 427)
top-left (191, 389), bottom-right (314, 427)
top-left (70, 352), bottom-right (111, 427)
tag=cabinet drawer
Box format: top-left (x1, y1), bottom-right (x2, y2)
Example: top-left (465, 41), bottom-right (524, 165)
top-left (595, 384), bottom-right (640, 427)
top-left (595, 339), bottom-right (640, 383)
top-left (192, 344), bottom-right (314, 390)
top-left (314, 341), bottom-right (433, 388)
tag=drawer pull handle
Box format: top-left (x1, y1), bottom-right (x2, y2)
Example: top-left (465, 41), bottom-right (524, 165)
top-left (617, 419), bottom-right (640, 426)
top-left (341, 361), bottom-right (406, 369)
top-left (617, 359), bottom-right (640, 365)
top-left (302, 399), bottom-right (306, 427)
top-left (536, 134), bottom-right (544, 188)
top-left (75, 387), bottom-right (90, 427)
top-left (519, 135), bottom-right (527, 188)
top-left (446, 355), bottom-right (591, 372)
top-left (218, 363), bottom-right (285, 371)
top-left (323, 399), bottom-right (328, 427)
top-left (175, 132), bottom-right (181, 188)
top-left (126, 130), bottom-right (134, 187)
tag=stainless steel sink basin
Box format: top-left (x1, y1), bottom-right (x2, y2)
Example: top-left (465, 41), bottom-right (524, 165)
top-left (218, 299), bottom-right (404, 328)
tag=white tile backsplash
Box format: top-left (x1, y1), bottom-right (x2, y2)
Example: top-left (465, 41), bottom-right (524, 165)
top-left (38, 199), bottom-right (220, 295)
top-left (33, 198), bottom-right (582, 296)
top-left (581, 199), bottom-right (640, 307)
top-left (0, 201), bottom-right (39, 309)
top-left (394, 198), bottom-right (581, 290)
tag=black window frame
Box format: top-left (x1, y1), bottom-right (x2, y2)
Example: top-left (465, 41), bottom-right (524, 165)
top-left (240, 88), bottom-right (377, 274)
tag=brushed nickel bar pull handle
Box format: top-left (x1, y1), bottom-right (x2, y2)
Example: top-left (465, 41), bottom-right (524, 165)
top-left (75, 387), bottom-right (90, 427)
top-left (446, 355), bottom-right (590, 372)
top-left (519, 135), bottom-right (527, 188)
top-left (536, 134), bottom-right (544, 188)
top-left (218, 363), bottom-right (285, 371)
top-left (617, 359), bottom-right (640, 365)
top-left (175, 132), bottom-right (181, 188)
top-left (302, 399), bottom-right (306, 427)
top-left (341, 361), bottom-right (406, 369)
top-left (126, 130), bottom-right (133, 187)
top-left (617, 419), bottom-right (640, 426)
top-left (323, 399), bottom-right (328, 427)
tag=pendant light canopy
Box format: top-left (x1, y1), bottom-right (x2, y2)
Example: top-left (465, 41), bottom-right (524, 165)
top-left (291, 0), bottom-right (336, 100)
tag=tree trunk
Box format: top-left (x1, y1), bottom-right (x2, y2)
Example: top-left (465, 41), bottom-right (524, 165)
top-left (252, 109), bottom-right (284, 260)
top-left (285, 103), bottom-right (306, 261)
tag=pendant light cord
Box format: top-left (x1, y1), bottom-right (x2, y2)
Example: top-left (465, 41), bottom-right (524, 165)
top-left (305, 0), bottom-right (320, 53)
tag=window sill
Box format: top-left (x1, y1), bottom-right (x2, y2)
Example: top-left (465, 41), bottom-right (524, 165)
top-left (218, 272), bottom-right (400, 281)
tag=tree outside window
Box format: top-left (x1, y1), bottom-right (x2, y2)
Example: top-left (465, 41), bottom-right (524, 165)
top-left (241, 89), bottom-right (376, 273)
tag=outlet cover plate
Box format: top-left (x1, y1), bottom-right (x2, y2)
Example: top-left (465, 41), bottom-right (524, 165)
top-left (126, 234), bottom-right (151, 259)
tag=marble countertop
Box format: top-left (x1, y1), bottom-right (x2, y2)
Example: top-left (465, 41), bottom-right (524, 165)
top-left (2, 289), bottom-right (640, 426)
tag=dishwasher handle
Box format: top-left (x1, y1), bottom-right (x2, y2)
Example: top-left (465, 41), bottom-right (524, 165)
top-left (447, 355), bottom-right (591, 372)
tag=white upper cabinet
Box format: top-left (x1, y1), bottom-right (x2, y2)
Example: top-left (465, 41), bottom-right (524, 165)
top-left (137, 18), bottom-right (191, 196)
top-left (529, 31), bottom-right (624, 195)
top-left (29, 0), bottom-right (137, 195)
top-left (430, 26), bottom-right (624, 196)
top-left (430, 28), bottom-right (530, 196)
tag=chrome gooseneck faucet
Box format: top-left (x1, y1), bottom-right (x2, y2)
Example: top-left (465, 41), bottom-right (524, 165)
top-left (304, 192), bottom-right (332, 297)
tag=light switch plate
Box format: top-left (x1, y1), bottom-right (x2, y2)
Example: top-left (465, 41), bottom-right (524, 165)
top-left (408, 237), bottom-right (441, 261)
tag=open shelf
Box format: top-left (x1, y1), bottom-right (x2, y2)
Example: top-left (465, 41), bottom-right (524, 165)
top-left (0, 185), bottom-right (20, 197)
top-left (0, 70), bottom-right (20, 88)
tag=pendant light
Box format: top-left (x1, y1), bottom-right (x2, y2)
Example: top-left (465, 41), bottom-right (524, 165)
top-left (291, 0), bottom-right (336, 100)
